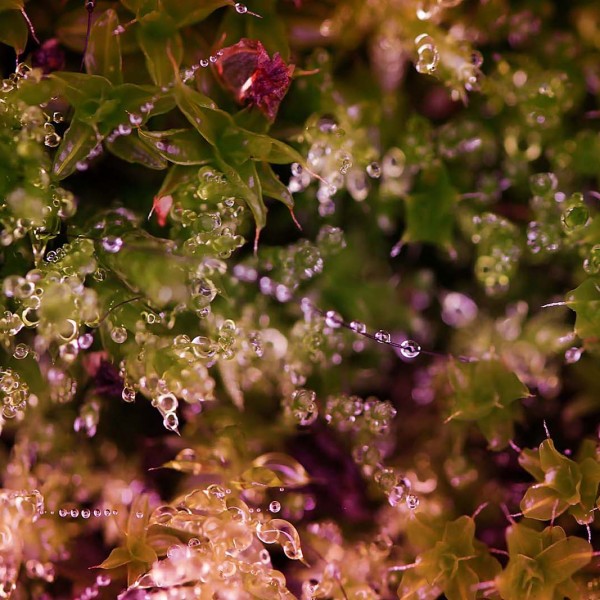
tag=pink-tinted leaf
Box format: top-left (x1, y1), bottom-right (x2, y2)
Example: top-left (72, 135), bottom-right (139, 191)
top-left (96, 546), bottom-right (131, 570)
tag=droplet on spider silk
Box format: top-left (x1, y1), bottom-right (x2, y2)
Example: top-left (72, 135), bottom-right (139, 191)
top-left (399, 339), bottom-right (421, 359)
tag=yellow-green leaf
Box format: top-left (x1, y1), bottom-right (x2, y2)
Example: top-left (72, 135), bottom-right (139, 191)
top-left (0, 10), bottom-right (27, 53)
top-left (85, 8), bottom-right (123, 84)
top-left (52, 120), bottom-right (99, 180)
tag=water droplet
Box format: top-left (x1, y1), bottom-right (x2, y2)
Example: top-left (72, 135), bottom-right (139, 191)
top-left (13, 343), bottom-right (29, 359)
top-left (349, 320), bottom-right (366, 334)
top-left (529, 172), bottom-right (557, 196)
top-left (78, 333), bottom-right (94, 349)
top-left (382, 147), bottom-right (406, 178)
top-left (200, 58), bottom-right (209, 68)
top-left (110, 327), bottom-right (127, 344)
top-left (414, 34), bottom-right (439, 74)
top-left (58, 508), bottom-right (67, 517)
top-left (81, 509), bottom-right (90, 518)
top-left (122, 386), bottom-right (136, 402)
top-left (399, 339), bottom-right (421, 359)
top-left (561, 204), bottom-right (589, 233)
top-left (406, 494), bottom-right (419, 510)
top-left (565, 347), bottom-right (583, 364)
top-left (93, 509), bottom-right (101, 517)
top-left (269, 501), bottom-right (281, 513)
top-left (102, 236), bottom-right (123, 253)
top-left (325, 310), bottom-right (343, 328)
top-left (70, 509), bottom-right (79, 518)
top-left (584, 245), bottom-right (600, 274)
top-left (374, 330), bottom-right (391, 343)
top-left (366, 162), bottom-right (382, 178)
top-left (128, 113), bottom-right (143, 126)
top-left (157, 393), bottom-right (178, 413)
top-left (96, 574), bottom-right (111, 587)
top-left (44, 132), bottom-right (61, 148)
top-left (163, 412), bottom-right (179, 433)
top-left (235, 2), bottom-right (248, 13)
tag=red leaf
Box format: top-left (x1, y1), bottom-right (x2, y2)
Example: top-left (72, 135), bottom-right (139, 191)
top-left (215, 38), bottom-right (294, 121)
top-left (151, 194), bottom-right (173, 227)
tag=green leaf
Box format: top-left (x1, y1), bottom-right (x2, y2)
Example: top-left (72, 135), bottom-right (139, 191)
top-left (175, 83), bottom-right (232, 147)
top-left (57, 2), bottom-right (138, 53)
top-left (218, 157), bottom-right (266, 248)
top-left (442, 516), bottom-right (476, 553)
top-left (251, 453), bottom-right (310, 487)
top-left (520, 485), bottom-right (569, 520)
top-left (0, 0), bottom-right (23, 10)
top-left (246, 0), bottom-right (290, 61)
top-left (52, 120), bottom-right (100, 180)
top-left (505, 523), bottom-right (545, 565)
top-left (519, 448), bottom-right (545, 481)
top-left (97, 546), bottom-right (131, 569)
top-left (106, 133), bottom-right (168, 169)
top-left (136, 13), bottom-right (182, 86)
top-left (566, 277), bottom-right (600, 350)
top-left (256, 162), bottom-right (294, 209)
top-left (85, 9), bottom-right (123, 85)
top-left (443, 564), bottom-right (478, 600)
top-left (120, 0), bottom-right (158, 17)
top-left (50, 72), bottom-right (113, 108)
top-left (137, 128), bottom-right (214, 165)
top-left (537, 536), bottom-right (592, 583)
top-left (402, 163), bottom-right (456, 249)
top-left (156, 164), bottom-right (197, 199)
top-left (162, 0), bottom-right (231, 27)
top-left (0, 10), bottom-right (27, 53)
top-left (539, 438), bottom-right (569, 471)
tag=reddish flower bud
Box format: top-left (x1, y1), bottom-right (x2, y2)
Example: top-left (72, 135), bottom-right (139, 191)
top-left (215, 38), bottom-right (294, 121)
top-left (31, 39), bottom-right (66, 74)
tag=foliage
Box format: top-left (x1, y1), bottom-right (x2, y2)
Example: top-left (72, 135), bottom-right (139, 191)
top-left (0, 0), bottom-right (600, 599)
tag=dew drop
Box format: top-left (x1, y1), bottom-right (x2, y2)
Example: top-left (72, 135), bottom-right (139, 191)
top-left (565, 347), bottom-right (583, 364)
top-left (269, 501), bottom-right (281, 513)
top-left (110, 327), bottom-right (128, 344)
top-left (366, 162), bottom-right (382, 178)
top-left (96, 574), bottom-right (111, 587)
top-left (102, 236), bottom-right (123, 253)
top-left (81, 509), bottom-right (90, 519)
top-left (44, 133), bottom-right (61, 148)
top-left (122, 386), bottom-right (136, 402)
top-left (349, 320), bottom-right (366, 334)
top-left (374, 330), bottom-right (391, 343)
top-left (399, 339), bottom-right (421, 359)
top-left (78, 333), bottom-right (94, 349)
top-left (414, 34), bottom-right (439, 74)
top-left (406, 494), bottom-right (419, 510)
top-left (529, 172), bottom-right (557, 196)
top-left (13, 343), bottom-right (29, 359)
top-left (163, 412), bottom-right (179, 433)
top-left (325, 310), bottom-right (343, 328)
top-left (235, 2), bottom-right (248, 13)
